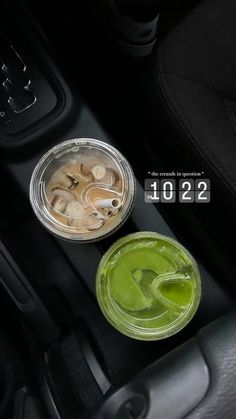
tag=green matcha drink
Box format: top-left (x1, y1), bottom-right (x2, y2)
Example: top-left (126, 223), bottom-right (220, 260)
top-left (96, 232), bottom-right (201, 340)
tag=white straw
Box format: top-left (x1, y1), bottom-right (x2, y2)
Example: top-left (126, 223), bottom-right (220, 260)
top-left (94, 198), bottom-right (121, 209)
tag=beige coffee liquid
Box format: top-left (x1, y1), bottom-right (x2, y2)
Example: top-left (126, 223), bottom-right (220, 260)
top-left (46, 151), bottom-right (124, 234)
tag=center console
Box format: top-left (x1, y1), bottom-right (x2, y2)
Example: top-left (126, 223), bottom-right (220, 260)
top-left (0, 1), bottom-right (235, 418)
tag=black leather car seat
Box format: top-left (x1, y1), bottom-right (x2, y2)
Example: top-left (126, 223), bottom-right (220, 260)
top-left (144, 0), bottom-right (236, 279)
top-left (87, 311), bottom-right (236, 419)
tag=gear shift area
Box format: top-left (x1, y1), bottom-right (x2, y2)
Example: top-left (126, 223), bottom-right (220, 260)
top-left (0, 3), bottom-right (75, 152)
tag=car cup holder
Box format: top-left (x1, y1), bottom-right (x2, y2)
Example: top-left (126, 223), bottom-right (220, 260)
top-left (30, 139), bottom-right (201, 342)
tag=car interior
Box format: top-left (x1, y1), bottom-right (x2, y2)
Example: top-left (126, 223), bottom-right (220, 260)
top-left (0, 0), bottom-right (236, 418)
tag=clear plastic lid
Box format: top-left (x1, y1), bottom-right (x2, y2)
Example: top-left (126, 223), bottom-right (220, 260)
top-left (30, 138), bottom-right (135, 242)
top-left (96, 232), bottom-right (201, 340)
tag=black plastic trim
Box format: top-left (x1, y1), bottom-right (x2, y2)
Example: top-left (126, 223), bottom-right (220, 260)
top-left (0, 237), bottom-right (61, 347)
top-left (87, 339), bottom-right (210, 419)
top-left (0, 0), bottom-right (78, 155)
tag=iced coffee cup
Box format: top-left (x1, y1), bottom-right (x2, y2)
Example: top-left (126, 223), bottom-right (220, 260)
top-left (96, 232), bottom-right (201, 340)
top-left (30, 138), bottom-right (135, 242)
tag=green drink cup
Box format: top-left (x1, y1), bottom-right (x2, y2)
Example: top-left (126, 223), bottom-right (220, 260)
top-left (96, 232), bottom-right (201, 340)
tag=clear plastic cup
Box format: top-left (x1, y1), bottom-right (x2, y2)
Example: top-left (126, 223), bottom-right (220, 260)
top-left (96, 232), bottom-right (201, 340)
top-left (29, 138), bottom-right (135, 242)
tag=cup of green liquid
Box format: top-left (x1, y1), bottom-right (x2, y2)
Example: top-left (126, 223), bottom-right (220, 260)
top-left (96, 232), bottom-right (201, 340)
